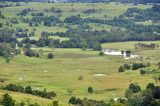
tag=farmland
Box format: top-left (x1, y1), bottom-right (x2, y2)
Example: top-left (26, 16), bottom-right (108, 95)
top-left (0, 1), bottom-right (160, 106)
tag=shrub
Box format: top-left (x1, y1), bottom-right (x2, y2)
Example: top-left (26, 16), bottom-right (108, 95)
top-left (68, 96), bottom-right (78, 105)
top-left (129, 83), bottom-right (141, 93)
top-left (88, 87), bottom-right (93, 93)
top-left (99, 51), bottom-right (104, 56)
top-left (132, 63), bottom-right (146, 70)
top-left (25, 86), bottom-right (33, 94)
top-left (118, 66), bottom-right (125, 72)
top-left (78, 76), bottom-right (83, 81)
top-left (123, 64), bottom-right (131, 70)
top-left (1, 93), bottom-right (15, 106)
top-left (140, 69), bottom-right (146, 75)
top-left (48, 53), bottom-right (54, 59)
top-left (146, 83), bottom-right (155, 90)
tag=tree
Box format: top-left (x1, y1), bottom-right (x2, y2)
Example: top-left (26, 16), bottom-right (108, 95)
top-left (48, 53), bottom-right (54, 59)
top-left (68, 96), bottom-right (77, 105)
top-left (88, 87), bottom-right (93, 93)
top-left (0, 43), bottom-right (13, 57)
top-left (140, 69), bottom-right (146, 75)
top-left (25, 86), bottom-right (33, 94)
top-left (118, 66), bottom-right (125, 72)
top-left (92, 42), bottom-right (102, 51)
top-left (142, 90), bottom-right (155, 106)
top-left (99, 51), bottom-right (104, 56)
top-left (123, 64), bottom-right (131, 70)
top-left (126, 50), bottom-right (131, 57)
top-left (128, 94), bottom-right (142, 106)
top-left (146, 83), bottom-right (155, 90)
top-left (1, 93), bottom-right (15, 106)
top-left (129, 83), bottom-right (141, 93)
top-left (5, 84), bottom-right (17, 91)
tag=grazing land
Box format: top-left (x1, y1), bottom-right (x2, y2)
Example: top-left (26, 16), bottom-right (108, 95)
top-left (0, 1), bottom-right (160, 106)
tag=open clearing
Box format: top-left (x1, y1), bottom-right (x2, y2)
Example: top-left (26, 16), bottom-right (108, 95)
top-left (0, 41), bottom-right (160, 105)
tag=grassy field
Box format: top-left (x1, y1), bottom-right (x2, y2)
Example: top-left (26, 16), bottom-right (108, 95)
top-left (0, 2), bottom-right (151, 41)
top-left (102, 41), bottom-right (160, 50)
top-left (0, 2), bottom-right (159, 106)
top-left (0, 45), bottom-right (160, 105)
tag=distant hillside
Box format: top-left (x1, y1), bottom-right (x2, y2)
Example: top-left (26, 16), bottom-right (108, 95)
top-left (1, 0), bottom-right (160, 3)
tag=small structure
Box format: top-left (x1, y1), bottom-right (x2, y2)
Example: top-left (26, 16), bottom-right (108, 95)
top-left (102, 49), bottom-right (138, 59)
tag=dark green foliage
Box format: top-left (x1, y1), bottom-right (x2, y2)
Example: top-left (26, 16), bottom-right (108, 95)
top-left (92, 42), bottom-right (102, 51)
top-left (152, 5), bottom-right (160, 12)
top-left (1, 93), bottom-right (15, 106)
top-left (88, 87), bottom-right (93, 93)
top-left (25, 86), bottom-right (33, 94)
top-left (118, 66), bottom-right (125, 72)
top-left (146, 83), bottom-right (155, 90)
top-left (142, 90), bottom-right (155, 106)
top-left (135, 43), bottom-right (156, 50)
top-left (68, 96), bottom-right (79, 105)
top-left (0, 28), bottom-right (17, 43)
top-left (123, 64), bottom-right (131, 70)
top-left (140, 69), bottom-right (146, 75)
top-left (24, 49), bottom-right (38, 57)
top-left (3, 84), bottom-right (56, 99)
top-left (64, 15), bottom-right (82, 24)
top-left (5, 84), bottom-right (19, 92)
top-left (129, 83), bottom-right (141, 93)
top-left (48, 53), bottom-right (54, 59)
top-left (126, 50), bottom-right (131, 57)
top-left (153, 86), bottom-right (160, 99)
top-left (128, 94), bottom-right (142, 106)
top-left (69, 96), bottom-right (109, 106)
top-left (132, 63), bottom-right (146, 70)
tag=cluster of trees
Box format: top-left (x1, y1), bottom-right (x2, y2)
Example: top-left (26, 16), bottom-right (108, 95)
top-left (17, 8), bottom-right (32, 16)
top-left (14, 4), bottom-right (160, 47)
top-left (0, 28), bottom-right (17, 43)
top-left (0, 93), bottom-right (59, 106)
top-left (125, 83), bottom-right (160, 106)
top-left (50, 7), bottom-right (63, 13)
top-left (132, 63), bottom-right (149, 70)
top-left (118, 62), bottom-right (150, 72)
top-left (68, 83), bottom-right (160, 106)
top-left (24, 48), bottom-right (40, 57)
top-left (28, 15), bottom-right (61, 27)
top-left (134, 43), bottom-right (158, 50)
top-left (3, 84), bottom-right (57, 99)
top-left (14, 28), bottom-right (35, 38)
top-left (0, 43), bottom-right (13, 57)
top-left (68, 96), bottom-right (108, 106)
top-left (21, 33), bottom-right (102, 50)
top-left (123, 5), bottom-right (160, 22)
top-left (0, 3), bottom-right (12, 8)
top-left (82, 8), bottom-right (98, 14)
top-left (118, 64), bottom-right (131, 72)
